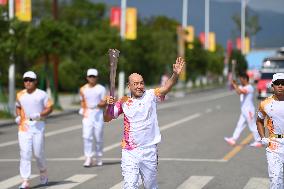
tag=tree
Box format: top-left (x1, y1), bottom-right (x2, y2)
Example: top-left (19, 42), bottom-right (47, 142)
top-left (231, 12), bottom-right (261, 47)
top-left (26, 18), bottom-right (77, 107)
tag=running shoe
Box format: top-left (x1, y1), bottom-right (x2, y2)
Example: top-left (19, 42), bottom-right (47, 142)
top-left (96, 157), bottom-right (103, 166)
top-left (83, 157), bottom-right (93, 167)
top-left (18, 181), bottom-right (29, 189)
top-left (249, 141), bottom-right (262, 148)
top-left (224, 137), bottom-right (236, 146)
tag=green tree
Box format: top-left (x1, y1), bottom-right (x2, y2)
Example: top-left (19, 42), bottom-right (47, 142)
top-left (229, 49), bottom-right (247, 75)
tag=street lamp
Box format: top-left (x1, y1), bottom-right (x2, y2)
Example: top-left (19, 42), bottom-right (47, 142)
top-left (205, 0), bottom-right (210, 50)
top-left (120, 0), bottom-right (127, 40)
top-left (241, 0), bottom-right (249, 54)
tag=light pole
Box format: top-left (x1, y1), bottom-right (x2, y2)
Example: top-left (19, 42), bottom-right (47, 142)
top-left (182, 0), bottom-right (188, 28)
top-left (241, 0), bottom-right (247, 54)
top-left (205, 0), bottom-right (210, 50)
top-left (8, 0), bottom-right (15, 115)
top-left (120, 0), bottom-right (127, 40)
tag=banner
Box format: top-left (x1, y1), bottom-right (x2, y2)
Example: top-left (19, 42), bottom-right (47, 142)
top-left (209, 32), bottom-right (216, 52)
top-left (244, 37), bottom-right (250, 54)
top-left (0, 0), bottom-right (7, 5)
top-left (125, 8), bottom-right (137, 40)
top-left (16, 0), bottom-right (31, 22)
top-left (236, 37), bottom-right (241, 50)
top-left (185, 26), bottom-right (194, 49)
top-left (226, 39), bottom-right (233, 57)
top-left (110, 7), bottom-right (121, 28)
top-left (199, 32), bottom-right (205, 47)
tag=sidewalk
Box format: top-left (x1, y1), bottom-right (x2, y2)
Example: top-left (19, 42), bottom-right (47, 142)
top-left (0, 84), bottom-right (225, 127)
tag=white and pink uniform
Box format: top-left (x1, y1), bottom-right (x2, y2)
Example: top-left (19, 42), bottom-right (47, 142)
top-left (113, 88), bottom-right (163, 189)
top-left (79, 83), bottom-right (106, 159)
top-left (258, 95), bottom-right (284, 189)
top-left (16, 89), bottom-right (53, 180)
top-left (231, 84), bottom-right (260, 142)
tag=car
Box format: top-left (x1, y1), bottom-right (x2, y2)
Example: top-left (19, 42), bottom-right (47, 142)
top-left (256, 56), bottom-right (284, 99)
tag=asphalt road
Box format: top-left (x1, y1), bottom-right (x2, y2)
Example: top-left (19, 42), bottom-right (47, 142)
top-left (0, 88), bottom-right (269, 189)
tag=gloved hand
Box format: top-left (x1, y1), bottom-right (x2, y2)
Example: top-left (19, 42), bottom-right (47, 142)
top-left (15, 116), bottom-right (21, 125)
top-left (30, 113), bottom-right (41, 121)
top-left (79, 108), bottom-right (84, 115)
top-left (261, 138), bottom-right (270, 147)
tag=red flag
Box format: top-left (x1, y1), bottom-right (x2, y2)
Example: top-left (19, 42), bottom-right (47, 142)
top-left (199, 32), bottom-right (205, 47)
top-left (0, 0), bottom-right (7, 5)
top-left (227, 39), bottom-right (233, 57)
top-left (110, 7), bottom-right (121, 28)
top-left (236, 37), bottom-right (241, 50)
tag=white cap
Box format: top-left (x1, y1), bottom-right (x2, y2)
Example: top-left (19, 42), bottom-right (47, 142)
top-left (87, 68), bottom-right (98, 76)
top-left (272, 73), bottom-right (284, 82)
top-left (23, 71), bottom-right (37, 79)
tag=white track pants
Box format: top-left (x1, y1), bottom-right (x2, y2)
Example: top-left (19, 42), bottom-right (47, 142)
top-left (18, 131), bottom-right (46, 180)
top-left (121, 145), bottom-right (158, 189)
top-left (232, 111), bottom-right (260, 142)
top-left (266, 150), bottom-right (284, 189)
top-left (82, 118), bottom-right (103, 158)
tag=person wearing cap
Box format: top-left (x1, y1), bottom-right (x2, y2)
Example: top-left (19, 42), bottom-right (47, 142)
top-left (103, 57), bottom-right (185, 189)
top-left (256, 73), bottom-right (284, 189)
top-left (224, 72), bottom-right (261, 147)
top-left (15, 71), bottom-right (53, 189)
top-left (79, 68), bottom-right (106, 167)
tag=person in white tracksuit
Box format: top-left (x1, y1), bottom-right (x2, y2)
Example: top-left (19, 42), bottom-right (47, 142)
top-left (15, 71), bottom-right (53, 189)
top-left (79, 68), bottom-right (106, 167)
top-left (104, 57), bottom-right (185, 189)
top-left (224, 72), bottom-right (261, 147)
top-left (256, 73), bottom-right (284, 189)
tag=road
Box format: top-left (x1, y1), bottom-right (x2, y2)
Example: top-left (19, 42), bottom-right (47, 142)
top-left (0, 88), bottom-right (269, 189)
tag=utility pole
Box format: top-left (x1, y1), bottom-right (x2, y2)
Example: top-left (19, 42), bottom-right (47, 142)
top-left (120, 0), bottom-right (126, 40)
top-left (205, 0), bottom-right (210, 50)
top-left (8, 0), bottom-right (15, 115)
top-left (182, 0), bottom-right (188, 28)
top-left (241, 0), bottom-right (246, 54)
top-left (52, 0), bottom-right (61, 109)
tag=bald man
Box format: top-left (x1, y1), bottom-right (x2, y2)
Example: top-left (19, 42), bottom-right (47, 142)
top-left (104, 57), bottom-right (185, 189)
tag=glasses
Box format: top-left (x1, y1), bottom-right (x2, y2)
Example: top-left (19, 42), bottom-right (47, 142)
top-left (273, 80), bottom-right (284, 86)
top-left (87, 75), bottom-right (97, 78)
top-left (23, 78), bottom-right (35, 82)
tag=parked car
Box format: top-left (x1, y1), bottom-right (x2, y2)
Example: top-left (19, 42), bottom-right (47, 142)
top-left (256, 56), bottom-right (284, 99)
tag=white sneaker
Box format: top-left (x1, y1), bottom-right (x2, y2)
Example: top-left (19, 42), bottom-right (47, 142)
top-left (19, 181), bottom-right (29, 189)
top-left (224, 137), bottom-right (236, 146)
top-left (40, 175), bottom-right (48, 185)
top-left (249, 141), bottom-right (262, 148)
top-left (96, 157), bottom-right (103, 166)
top-left (83, 157), bottom-right (93, 167)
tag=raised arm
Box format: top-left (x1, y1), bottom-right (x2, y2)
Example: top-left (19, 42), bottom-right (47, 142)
top-left (159, 57), bottom-right (186, 96)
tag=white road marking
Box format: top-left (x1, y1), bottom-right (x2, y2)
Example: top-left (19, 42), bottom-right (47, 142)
top-left (0, 175), bottom-right (38, 189)
top-left (79, 113), bottom-right (201, 158)
top-left (109, 177), bottom-right (142, 189)
top-left (0, 91), bottom-right (232, 148)
top-left (243, 177), bottom-right (270, 189)
top-left (176, 176), bottom-right (214, 189)
top-left (46, 174), bottom-right (96, 189)
top-left (0, 157), bottom-right (226, 163)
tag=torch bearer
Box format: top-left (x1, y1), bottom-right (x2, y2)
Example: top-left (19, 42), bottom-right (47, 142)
top-left (107, 49), bottom-right (120, 117)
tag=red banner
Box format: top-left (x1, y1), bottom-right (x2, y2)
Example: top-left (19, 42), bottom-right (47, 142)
top-left (0, 0), bottom-right (7, 5)
top-left (227, 39), bottom-right (233, 57)
top-left (199, 32), bottom-right (205, 47)
top-left (110, 7), bottom-right (121, 28)
top-left (236, 37), bottom-right (241, 50)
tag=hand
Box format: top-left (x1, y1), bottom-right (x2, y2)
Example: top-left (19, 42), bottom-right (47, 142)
top-left (79, 108), bottom-right (84, 115)
top-left (261, 138), bottom-right (270, 147)
top-left (30, 113), bottom-right (41, 121)
top-left (231, 80), bottom-right (237, 85)
top-left (173, 57), bottom-right (185, 75)
top-left (105, 96), bottom-right (115, 105)
top-left (15, 116), bottom-right (21, 125)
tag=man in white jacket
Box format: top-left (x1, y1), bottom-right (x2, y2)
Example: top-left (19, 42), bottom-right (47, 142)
top-left (16, 71), bottom-right (53, 189)
top-left (79, 68), bottom-right (106, 167)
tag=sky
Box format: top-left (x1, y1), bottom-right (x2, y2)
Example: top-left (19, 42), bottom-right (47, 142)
top-left (214, 0), bottom-right (284, 14)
